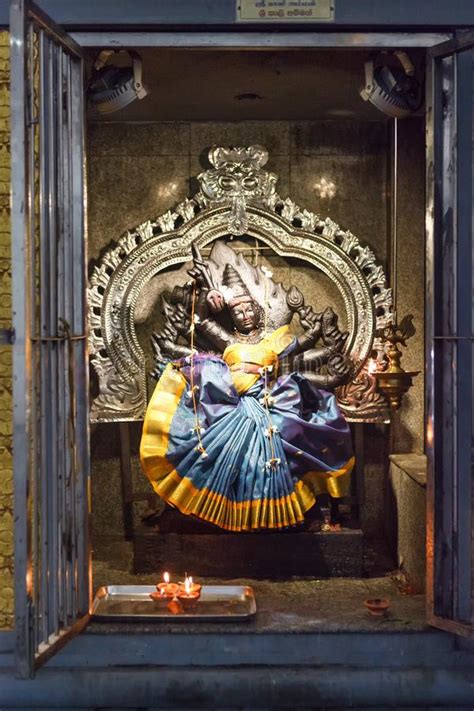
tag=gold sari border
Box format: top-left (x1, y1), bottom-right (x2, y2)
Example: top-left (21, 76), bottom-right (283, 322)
top-left (302, 456), bottom-right (355, 498)
top-left (151, 469), bottom-right (316, 532)
top-left (140, 363), bottom-right (187, 482)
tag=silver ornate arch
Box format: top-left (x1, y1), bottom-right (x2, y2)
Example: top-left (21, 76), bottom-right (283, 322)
top-left (89, 145), bottom-right (393, 422)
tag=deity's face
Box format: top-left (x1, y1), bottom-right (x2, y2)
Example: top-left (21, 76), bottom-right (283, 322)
top-left (230, 300), bottom-right (259, 334)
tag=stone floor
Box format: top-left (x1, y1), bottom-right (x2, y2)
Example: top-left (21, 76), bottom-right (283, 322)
top-left (91, 536), bottom-right (427, 634)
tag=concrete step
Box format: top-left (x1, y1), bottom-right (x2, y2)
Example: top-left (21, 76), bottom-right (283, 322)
top-left (132, 526), bottom-right (363, 577)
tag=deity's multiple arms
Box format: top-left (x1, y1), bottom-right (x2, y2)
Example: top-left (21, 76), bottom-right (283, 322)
top-left (150, 248), bottom-right (352, 391)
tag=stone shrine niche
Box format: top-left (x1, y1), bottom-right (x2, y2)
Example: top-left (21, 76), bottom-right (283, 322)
top-left (88, 145), bottom-right (393, 423)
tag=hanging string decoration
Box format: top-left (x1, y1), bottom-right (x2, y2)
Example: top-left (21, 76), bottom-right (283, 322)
top-left (188, 279), bottom-right (208, 458)
top-left (261, 266), bottom-right (280, 470)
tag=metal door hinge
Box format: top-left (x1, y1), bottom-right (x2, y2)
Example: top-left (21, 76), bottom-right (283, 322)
top-left (0, 327), bottom-right (15, 345)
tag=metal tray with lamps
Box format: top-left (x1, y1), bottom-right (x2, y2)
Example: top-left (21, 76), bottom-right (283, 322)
top-left (91, 585), bottom-right (257, 622)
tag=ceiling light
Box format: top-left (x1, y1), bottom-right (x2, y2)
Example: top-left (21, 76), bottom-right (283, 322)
top-left (360, 51), bottom-right (422, 118)
top-left (88, 49), bottom-right (149, 114)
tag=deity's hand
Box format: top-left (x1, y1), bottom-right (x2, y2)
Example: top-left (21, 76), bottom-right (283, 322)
top-left (305, 370), bottom-right (349, 390)
top-left (320, 307), bottom-right (348, 353)
top-left (206, 289), bottom-right (225, 314)
top-left (194, 289), bottom-right (210, 322)
top-left (299, 306), bottom-right (322, 343)
top-left (327, 352), bottom-right (352, 382)
top-left (195, 288), bottom-right (225, 321)
top-left (150, 334), bottom-right (167, 381)
top-left (304, 353), bottom-right (352, 390)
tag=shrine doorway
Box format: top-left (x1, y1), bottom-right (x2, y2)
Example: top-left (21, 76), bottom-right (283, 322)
top-left (8, 0), bottom-right (470, 680)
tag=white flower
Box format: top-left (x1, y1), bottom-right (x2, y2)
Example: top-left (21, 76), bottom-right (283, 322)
top-left (261, 266), bottom-right (273, 278)
top-left (193, 314), bottom-right (201, 324)
top-left (265, 457), bottom-right (281, 469)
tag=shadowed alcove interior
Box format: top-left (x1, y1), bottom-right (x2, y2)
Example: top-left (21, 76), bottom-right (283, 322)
top-left (86, 47), bottom-right (426, 621)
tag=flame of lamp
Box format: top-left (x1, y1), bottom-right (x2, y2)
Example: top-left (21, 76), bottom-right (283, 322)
top-left (177, 580), bottom-right (202, 601)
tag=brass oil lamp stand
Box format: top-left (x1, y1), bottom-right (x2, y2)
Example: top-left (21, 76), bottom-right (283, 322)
top-left (372, 318), bottom-right (420, 410)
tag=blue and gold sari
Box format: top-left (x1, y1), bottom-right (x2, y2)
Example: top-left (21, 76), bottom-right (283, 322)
top-left (140, 326), bottom-right (354, 531)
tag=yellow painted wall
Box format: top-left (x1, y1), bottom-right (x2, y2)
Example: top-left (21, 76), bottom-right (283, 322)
top-left (0, 31), bottom-right (13, 630)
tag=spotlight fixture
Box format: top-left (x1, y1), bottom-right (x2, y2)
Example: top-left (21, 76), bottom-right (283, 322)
top-left (87, 49), bottom-right (149, 114)
top-left (360, 51), bottom-right (422, 118)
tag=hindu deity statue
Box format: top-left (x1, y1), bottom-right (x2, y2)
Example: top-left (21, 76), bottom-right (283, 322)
top-left (140, 240), bottom-right (355, 531)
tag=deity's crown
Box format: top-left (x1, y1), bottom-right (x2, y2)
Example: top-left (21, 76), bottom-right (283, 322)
top-left (221, 264), bottom-right (253, 308)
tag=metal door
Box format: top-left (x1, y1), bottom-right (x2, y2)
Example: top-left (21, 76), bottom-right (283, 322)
top-left (426, 32), bottom-right (474, 636)
top-left (10, 0), bottom-right (89, 676)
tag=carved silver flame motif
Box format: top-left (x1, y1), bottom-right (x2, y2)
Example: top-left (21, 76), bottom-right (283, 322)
top-left (199, 145), bottom-right (278, 236)
top-left (88, 145), bottom-right (393, 423)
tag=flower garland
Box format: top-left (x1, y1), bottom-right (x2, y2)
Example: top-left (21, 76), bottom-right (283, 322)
top-left (261, 266), bottom-right (280, 470)
top-left (188, 279), bottom-right (207, 458)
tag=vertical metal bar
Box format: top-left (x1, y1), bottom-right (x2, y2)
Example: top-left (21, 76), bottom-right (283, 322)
top-left (425, 51), bottom-right (439, 620)
top-left (453, 47), bottom-right (473, 623)
top-left (26, 20), bottom-right (40, 658)
top-left (38, 27), bottom-right (52, 650)
top-left (28, 4), bottom-right (39, 660)
top-left (391, 117), bottom-right (398, 317)
top-left (67, 128), bottom-right (78, 623)
top-left (47, 35), bottom-right (60, 639)
top-left (10, 0), bottom-right (34, 678)
top-left (61, 47), bottom-right (75, 624)
top-left (434, 54), bottom-right (456, 618)
top-left (67, 52), bottom-right (79, 614)
top-left (56, 42), bottom-right (67, 631)
top-left (70, 54), bottom-right (91, 617)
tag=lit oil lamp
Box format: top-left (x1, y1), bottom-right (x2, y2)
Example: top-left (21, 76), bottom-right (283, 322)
top-left (149, 571), bottom-right (181, 601)
top-left (177, 575), bottom-right (202, 601)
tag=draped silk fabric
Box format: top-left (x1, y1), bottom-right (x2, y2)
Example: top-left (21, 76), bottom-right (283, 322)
top-left (140, 326), bottom-right (354, 531)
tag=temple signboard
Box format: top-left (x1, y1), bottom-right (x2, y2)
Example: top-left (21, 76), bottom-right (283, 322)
top-left (237, 0), bottom-right (334, 22)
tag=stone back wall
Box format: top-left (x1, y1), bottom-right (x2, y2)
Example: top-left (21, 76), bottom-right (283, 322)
top-left (88, 119), bottom-right (425, 540)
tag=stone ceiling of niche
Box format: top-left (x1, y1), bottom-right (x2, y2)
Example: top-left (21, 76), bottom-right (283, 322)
top-left (86, 49), bottom-right (395, 122)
